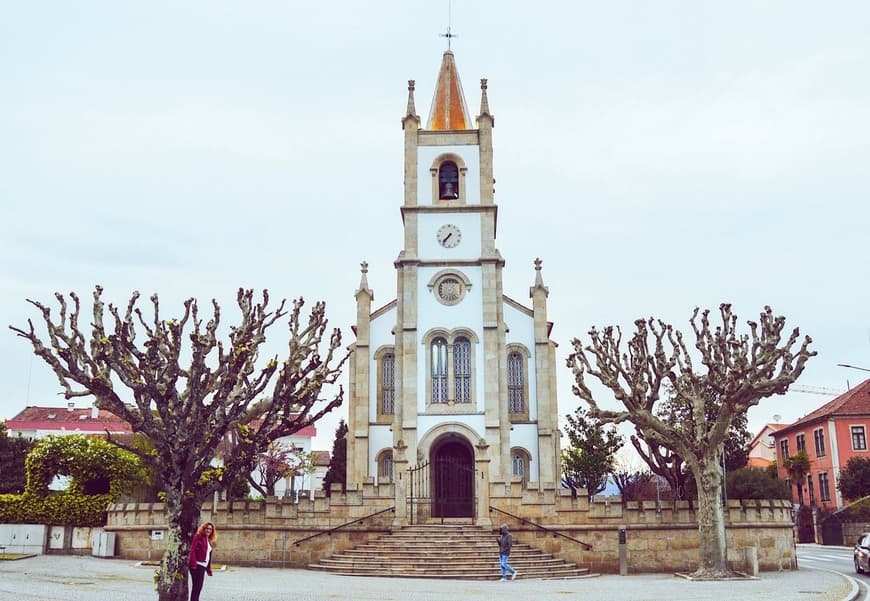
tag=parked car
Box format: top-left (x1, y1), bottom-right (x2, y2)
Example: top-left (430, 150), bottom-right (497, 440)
top-left (854, 533), bottom-right (870, 573)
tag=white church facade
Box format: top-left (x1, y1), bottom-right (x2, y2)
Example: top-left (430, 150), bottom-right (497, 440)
top-left (346, 50), bottom-right (562, 526)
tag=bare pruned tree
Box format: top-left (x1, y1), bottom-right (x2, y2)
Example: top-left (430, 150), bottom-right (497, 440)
top-left (630, 431), bottom-right (688, 502)
top-left (567, 304), bottom-right (814, 578)
top-left (10, 287), bottom-right (349, 601)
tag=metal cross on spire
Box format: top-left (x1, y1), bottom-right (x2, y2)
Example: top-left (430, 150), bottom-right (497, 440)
top-left (439, 0), bottom-right (458, 50)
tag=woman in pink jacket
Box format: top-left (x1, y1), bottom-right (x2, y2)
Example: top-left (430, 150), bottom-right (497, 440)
top-left (188, 522), bottom-right (216, 601)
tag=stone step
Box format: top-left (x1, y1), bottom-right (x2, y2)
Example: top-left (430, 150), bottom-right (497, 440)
top-left (317, 551), bottom-right (571, 563)
top-left (308, 564), bottom-right (592, 580)
top-left (308, 558), bottom-right (591, 572)
top-left (308, 524), bottom-right (592, 581)
top-left (336, 548), bottom-right (555, 560)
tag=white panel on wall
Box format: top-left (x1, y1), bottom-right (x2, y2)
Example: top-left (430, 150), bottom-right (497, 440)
top-left (48, 525), bottom-right (64, 549)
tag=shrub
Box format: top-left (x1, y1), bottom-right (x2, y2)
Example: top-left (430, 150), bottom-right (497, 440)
top-left (838, 457), bottom-right (870, 501)
top-left (726, 467), bottom-right (791, 500)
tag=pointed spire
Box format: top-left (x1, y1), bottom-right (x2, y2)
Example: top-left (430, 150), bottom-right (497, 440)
top-left (402, 80), bottom-right (421, 129)
top-left (427, 50), bottom-right (472, 131)
top-left (478, 78), bottom-right (491, 117)
top-left (406, 80), bottom-right (417, 117)
top-left (355, 261), bottom-right (373, 300)
top-left (530, 257), bottom-right (549, 298)
top-left (359, 261), bottom-right (369, 289)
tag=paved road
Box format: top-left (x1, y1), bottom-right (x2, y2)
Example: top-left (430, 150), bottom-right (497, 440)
top-left (799, 544), bottom-right (865, 601)
top-left (0, 554), bottom-right (857, 601)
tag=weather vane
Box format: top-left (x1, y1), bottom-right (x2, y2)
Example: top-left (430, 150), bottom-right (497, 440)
top-left (439, 0), bottom-right (458, 50)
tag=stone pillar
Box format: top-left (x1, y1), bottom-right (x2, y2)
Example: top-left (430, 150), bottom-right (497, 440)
top-left (348, 262), bottom-right (373, 486)
top-left (530, 258), bottom-right (558, 487)
top-left (475, 438), bottom-right (492, 527)
top-left (618, 525), bottom-right (628, 575)
top-left (744, 546), bottom-right (758, 577)
top-left (392, 440), bottom-right (409, 528)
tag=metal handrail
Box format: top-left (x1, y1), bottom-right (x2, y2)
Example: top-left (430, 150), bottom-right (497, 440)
top-left (489, 505), bottom-right (592, 550)
top-left (292, 506), bottom-right (395, 547)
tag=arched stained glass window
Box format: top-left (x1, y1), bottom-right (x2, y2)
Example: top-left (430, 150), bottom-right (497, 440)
top-left (454, 337), bottom-right (471, 403)
top-left (432, 337), bottom-right (448, 403)
top-left (508, 351), bottom-right (524, 413)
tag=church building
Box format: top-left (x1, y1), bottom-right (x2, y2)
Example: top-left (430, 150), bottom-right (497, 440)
top-left (346, 50), bottom-right (561, 526)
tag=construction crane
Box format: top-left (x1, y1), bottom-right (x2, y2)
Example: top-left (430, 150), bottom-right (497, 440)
top-left (790, 385), bottom-right (844, 396)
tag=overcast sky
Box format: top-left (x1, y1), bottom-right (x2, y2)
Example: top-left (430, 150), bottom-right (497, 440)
top-left (2, 1), bottom-right (868, 453)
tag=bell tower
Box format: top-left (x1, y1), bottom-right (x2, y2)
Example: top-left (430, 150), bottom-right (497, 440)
top-left (347, 50), bottom-right (561, 524)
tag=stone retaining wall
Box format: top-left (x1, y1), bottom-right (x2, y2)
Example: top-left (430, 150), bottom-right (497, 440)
top-left (105, 481), bottom-right (795, 573)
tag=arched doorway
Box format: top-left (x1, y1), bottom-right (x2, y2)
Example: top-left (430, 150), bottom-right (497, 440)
top-left (431, 434), bottom-right (475, 518)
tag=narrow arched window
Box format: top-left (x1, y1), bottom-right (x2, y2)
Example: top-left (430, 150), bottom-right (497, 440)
top-left (508, 351), bottom-right (524, 413)
top-left (432, 337), bottom-right (448, 403)
top-left (511, 450), bottom-right (529, 489)
top-left (512, 453), bottom-right (525, 478)
top-left (438, 161), bottom-right (459, 199)
top-left (381, 352), bottom-right (395, 415)
top-left (378, 451), bottom-right (394, 483)
top-left (454, 337), bottom-right (471, 403)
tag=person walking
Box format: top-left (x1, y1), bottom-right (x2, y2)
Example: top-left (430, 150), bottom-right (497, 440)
top-left (497, 524), bottom-right (518, 581)
top-left (189, 522), bottom-right (216, 601)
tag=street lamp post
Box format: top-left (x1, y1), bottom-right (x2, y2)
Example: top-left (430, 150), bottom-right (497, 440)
top-left (837, 364), bottom-right (870, 389)
top-left (837, 364), bottom-right (870, 373)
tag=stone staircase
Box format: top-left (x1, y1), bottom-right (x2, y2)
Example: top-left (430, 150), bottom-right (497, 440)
top-left (309, 523), bottom-right (594, 580)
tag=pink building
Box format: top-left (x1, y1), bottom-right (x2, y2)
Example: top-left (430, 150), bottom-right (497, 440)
top-left (773, 379), bottom-right (870, 509)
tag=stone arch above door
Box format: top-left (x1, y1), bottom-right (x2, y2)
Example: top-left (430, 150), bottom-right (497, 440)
top-left (417, 421), bottom-right (487, 463)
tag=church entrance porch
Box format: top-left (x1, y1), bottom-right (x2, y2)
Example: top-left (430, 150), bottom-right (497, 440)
top-left (407, 434), bottom-right (476, 523)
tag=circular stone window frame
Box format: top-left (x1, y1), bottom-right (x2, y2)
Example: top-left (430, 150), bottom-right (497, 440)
top-left (428, 269), bottom-right (473, 307)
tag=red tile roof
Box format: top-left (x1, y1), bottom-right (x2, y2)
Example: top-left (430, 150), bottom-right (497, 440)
top-left (777, 379), bottom-right (870, 434)
top-left (7, 407), bottom-right (316, 437)
top-left (6, 405), bottom-right (131, 433)
top-left (245, 415), bottom-right (317, 438)
top-left (313, 450), bottom-right (331, 466)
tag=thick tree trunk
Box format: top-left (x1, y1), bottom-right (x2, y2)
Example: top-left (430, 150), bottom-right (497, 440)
top-left (156, 489), bottom-right (202, 601)
top-left (691, 460), bottom-right (737, 578)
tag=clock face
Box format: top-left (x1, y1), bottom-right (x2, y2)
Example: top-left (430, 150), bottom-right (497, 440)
top-left (436, 224), bottom-right (462, 248)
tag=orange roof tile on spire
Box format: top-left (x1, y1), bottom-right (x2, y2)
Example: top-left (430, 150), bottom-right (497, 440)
top-left (426, 50), bottom-right (472, 131)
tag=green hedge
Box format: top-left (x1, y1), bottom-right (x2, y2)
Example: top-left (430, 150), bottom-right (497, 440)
top-left (0, 434), bottom-right (145, 527)
top-left (0, 491), bottom-right (114, 526)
